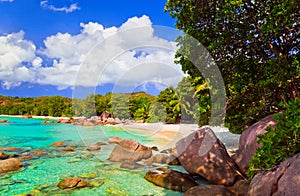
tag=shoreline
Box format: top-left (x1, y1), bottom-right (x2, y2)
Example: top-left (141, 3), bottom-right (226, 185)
top-left (1, 114), bottom-right (240, 151)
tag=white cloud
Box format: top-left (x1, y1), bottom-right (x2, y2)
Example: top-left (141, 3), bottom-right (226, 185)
top-left (0, 31), bottom-right (39, 89)
top-left (40, 0), bottom-right (80, 13)
top-left (38, 15), bottom-right (183, 91)
top-left (0, 15), bottom-right (184, 91)
top-left (0, 0), bottom-right (14, 2)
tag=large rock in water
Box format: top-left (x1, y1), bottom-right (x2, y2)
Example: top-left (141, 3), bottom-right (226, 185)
top-left (0, 158), bottom-right (23, 173)
top-left (248, 153), bottom-right (300, 196)
top-left (0, 151), bottom-right (9, 160)
top-left (57, 177), bottom-right (89, 189)
top-left (109, 139), bottom-right (152, 162)
top-left (232, 115), bottom-right (277, 174)
top-left (176, 127), bottom-right (244, 186)
top-left (144, 168), bottom-right (198, 192)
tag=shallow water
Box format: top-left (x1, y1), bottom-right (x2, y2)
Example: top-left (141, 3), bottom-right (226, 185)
top-left (0, 117), bottom-right (183, 196)
top-left (0, 117), bottom-right (240, 195)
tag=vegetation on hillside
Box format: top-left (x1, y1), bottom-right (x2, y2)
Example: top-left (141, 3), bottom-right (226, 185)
top-left (0, 77), bottom-right (203, 123)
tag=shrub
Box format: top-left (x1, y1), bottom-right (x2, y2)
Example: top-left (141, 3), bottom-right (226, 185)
top-left (247, 99), bottom-right (300, 179)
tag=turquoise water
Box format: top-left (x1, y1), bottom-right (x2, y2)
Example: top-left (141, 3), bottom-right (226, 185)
top-left (0, 117), bottom-right (183, 196)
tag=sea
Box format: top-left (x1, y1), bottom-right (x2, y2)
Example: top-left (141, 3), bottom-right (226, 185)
top-left (0, 117), bottom-right (184, 196)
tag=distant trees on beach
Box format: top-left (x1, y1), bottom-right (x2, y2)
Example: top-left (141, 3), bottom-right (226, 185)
top-left (0, 77), bottom-right (205, 124)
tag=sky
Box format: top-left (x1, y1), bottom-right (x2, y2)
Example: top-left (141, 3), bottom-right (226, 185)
top-left (0, 0), bottom-right (185, 98)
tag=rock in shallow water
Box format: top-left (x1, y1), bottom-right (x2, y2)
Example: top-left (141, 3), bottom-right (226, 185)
top-left (109, 139), bottom-right (152, 162)
top-left (144, 167), bottom-right (198, 192)
top-left (176, 127), bottom-right (244, 186)
top-left (0, 158), bottom-right (23, 173)
top-left (57, 177), bottom-right (89, 189)
top-left (0, 151), bottom-right (9, 160)
top-left (120, 160), bottom-right (144, 170)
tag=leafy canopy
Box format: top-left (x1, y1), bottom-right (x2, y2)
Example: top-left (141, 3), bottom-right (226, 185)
top-left (165, 0), bottom-right (299, 133)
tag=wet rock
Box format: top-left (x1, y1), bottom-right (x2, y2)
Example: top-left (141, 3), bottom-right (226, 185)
top-left (56, 146), bottom-right (76, 152)
top-left (176, 127), bottom-right (244, 186)
top-left (31, 149), bottom-right (48, 157)
top-left (18, 155), bottom-right (33, 160)
top-left (147, 153), bottom-right (179, 165)
top-left (50, 141), bottom-right (66, 147)
top-left (0, 151), bottom-right (9, 160)
top-left (184, 185), bottom-right (234, 196)
top-left (232, 114), bottom-right (277, 174)
top-left (0, 158), bottom-right (23, 173)
top-left (97, 142), bottom-right (107, 145)
top-left (86, 144), bottom-right (101, 151)
top-left (144, 167), bottom-right (198, 192)
top-left (151, 146), bottom-right (159, 151)
top-left (0, 147), bottom-right (21, 151)
top-left (160, 147), bottom-right (178, 156)
top-left (120, 160), bottom-right (144, 170)
top-left (83, 120), bottom-right (96, 126)
top-left (248, 153), bottom-right (300, 196)
top-left (108, 136), bottom-right (122, 144)
top-left (57, 118), bottom-right (75, 124)
top-left (57, 177), bottom-right (89, 189)
top-left (109, 139), bottom-right (152, 162)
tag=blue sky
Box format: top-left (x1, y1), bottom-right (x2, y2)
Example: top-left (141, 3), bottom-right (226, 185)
top-left (0, 0), bottom-right (184, 98)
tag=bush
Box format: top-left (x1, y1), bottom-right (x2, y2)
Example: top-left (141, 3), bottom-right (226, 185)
top-left (247, 99), bottom-right (300, 179)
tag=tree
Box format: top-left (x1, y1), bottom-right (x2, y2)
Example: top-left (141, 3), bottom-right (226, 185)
top-left (165, 0), bottom-right (300, 133)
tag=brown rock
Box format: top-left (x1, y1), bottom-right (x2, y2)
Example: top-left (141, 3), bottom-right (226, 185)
top-left (56, 146), bottom-right (76, 152)
top-left (0, 119), bottom-right (8, 123)
top-left (148, 153), bottom-right (179, 165)
top-left (50, 141), bottom-right (66, 147)
top-left (232, 115), bottom-right (277, 174)
top-left (120, 160), bottom-right (144, 170)
top-left (31, 149), bottom-right (48, 156)
top-left (184, 185), bottom-right (234, 196)
top-left (86, 144), bottom-right (101, 151)
top-left (248, 153), bottom-right (300, 196)
top-left (108, 136), bottom-right (122, 144)
top-left (57, 177), bottom-right (89, 189)
top-left (57, 118), bottom-right (75, 124)
top-left (18, 155), bottom-right (33, 160)
top-left (144, 168), bottom-right (198, 192)
top-left (83, 120), bottom-right (96, 126)
top-left (0, 151), bottom-right (9, 160)
top-left (0, 147), bottom-right (21, 151)
top-left (109, 139), bottom-right (152, 162)
top-left (229, 180), bottom-right (250, 196)
top-left (176, 127), bottom-right (244, 186)
top-left (0, 158), bottom-right (23, 173)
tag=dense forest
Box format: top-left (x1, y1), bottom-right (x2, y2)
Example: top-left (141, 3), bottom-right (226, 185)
top-left (0, 77), bottom-right (207, 124)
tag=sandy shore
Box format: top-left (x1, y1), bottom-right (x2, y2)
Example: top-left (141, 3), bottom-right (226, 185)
top-left (0, 115), bottom-right (240, 151)
top-left (115, 123), bottom-right (240, 151)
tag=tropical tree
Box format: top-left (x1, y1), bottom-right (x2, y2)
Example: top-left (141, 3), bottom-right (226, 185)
top-left (165, 0), bottom-right (300, 133)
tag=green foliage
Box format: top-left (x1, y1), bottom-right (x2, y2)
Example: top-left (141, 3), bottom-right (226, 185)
top-left (247, 99), bottom-right (300, 179)
top-left (165, 0), bottom-right (300, 133)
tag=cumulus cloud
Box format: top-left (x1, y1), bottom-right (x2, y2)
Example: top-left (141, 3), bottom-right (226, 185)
top-left (38, 15), bottom-right (183, 91)
top-left (40, 0), bottom-right (80, 13)
top-left (0, 31), bottom-right (38, 89)
top-left (0, 0), bottom-right (14, 2)
top-left (0, 15), bottom-right (184, 92)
